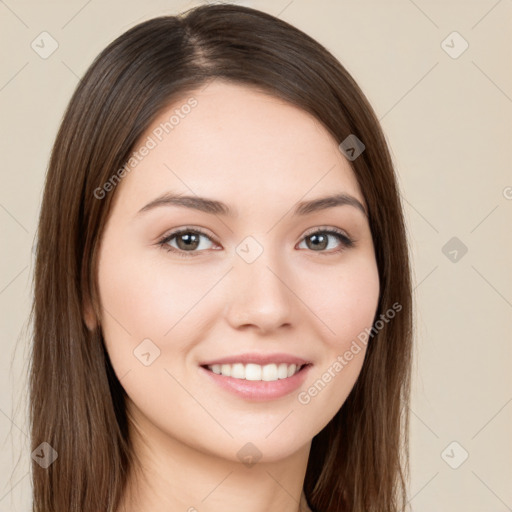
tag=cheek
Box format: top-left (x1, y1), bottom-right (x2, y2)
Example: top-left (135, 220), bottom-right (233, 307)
top-left (301, 254), bottom-right (380, 349)
top-left (293, 254), bottom-right (380, 427)
top-left (96, 241), bottom-right (226, 369)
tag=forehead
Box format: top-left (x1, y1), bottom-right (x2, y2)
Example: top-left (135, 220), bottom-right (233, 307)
top-left (115, 80), bottom-right (364, 213)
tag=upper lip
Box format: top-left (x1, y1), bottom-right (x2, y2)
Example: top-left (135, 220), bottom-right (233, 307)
top-left (200, 353), bottom-right (312, 367)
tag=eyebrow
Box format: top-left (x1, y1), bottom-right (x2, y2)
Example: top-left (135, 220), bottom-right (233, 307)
top-left (136, 192), bottom-right (367, 217)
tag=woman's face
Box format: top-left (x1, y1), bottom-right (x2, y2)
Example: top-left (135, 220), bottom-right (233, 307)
top-left (90, 81), bottom-right (380, 462)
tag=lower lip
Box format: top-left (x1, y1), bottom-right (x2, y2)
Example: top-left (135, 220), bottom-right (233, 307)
top-left (199, 364), bottom-right (312, 401)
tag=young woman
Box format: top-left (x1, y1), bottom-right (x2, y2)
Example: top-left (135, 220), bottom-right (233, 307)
top-left (30, 4), bottom-right (413, 511)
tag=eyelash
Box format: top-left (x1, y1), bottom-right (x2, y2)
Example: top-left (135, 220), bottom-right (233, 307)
top-left (157, 226), bottom-right (355, 258)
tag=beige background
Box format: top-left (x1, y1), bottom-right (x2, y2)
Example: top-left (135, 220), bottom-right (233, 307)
top-left (1, 0), bottom-right (511, 510)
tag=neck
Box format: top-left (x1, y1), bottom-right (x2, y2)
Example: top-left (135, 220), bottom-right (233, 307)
top-left (117, 403), bottom-right (312, 512)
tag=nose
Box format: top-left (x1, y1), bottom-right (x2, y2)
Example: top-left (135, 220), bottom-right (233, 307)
top-left (223, 251), bottom-right (296, 335)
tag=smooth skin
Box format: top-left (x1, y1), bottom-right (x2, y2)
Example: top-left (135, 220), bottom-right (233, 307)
top-left (85, 80), bottom-right (380, 512)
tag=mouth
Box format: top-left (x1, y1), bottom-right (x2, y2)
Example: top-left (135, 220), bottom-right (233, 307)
top-left (201, 362), bottom-right (310, 381)
top-left (199, 357), bottom-right (313, 401)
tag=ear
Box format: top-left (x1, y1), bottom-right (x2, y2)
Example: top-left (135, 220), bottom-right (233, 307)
top-left (83, 295), bottom-right (98, 331)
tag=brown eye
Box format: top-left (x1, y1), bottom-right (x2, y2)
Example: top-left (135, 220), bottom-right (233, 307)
top-left (159, 228), bottom-right (217, 257)
top-left (298, 229), bottom-right (354, 253)
top-left (305, 232), bottom-right (329, 250)
top-left (175, 232), bottom-right (201, 251)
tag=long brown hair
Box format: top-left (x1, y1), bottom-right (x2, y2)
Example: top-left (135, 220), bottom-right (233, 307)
top-left (30, 4), bottom-right (413, 511)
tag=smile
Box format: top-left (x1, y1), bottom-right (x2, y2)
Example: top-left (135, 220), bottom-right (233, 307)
top-left (205, 362), bottom-right (306, 381)
top-left (199, 357), bottom-right (312, 401)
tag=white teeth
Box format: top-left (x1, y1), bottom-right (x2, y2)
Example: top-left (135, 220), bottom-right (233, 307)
top-left (206, 362), bottom-right (303, 381)
top-left (277, 363), bottom-right (288, 379)
top-left (245, 363), bottom-right (262, 381)
top-left (231, 363), bottom-right (245, 379)
top-left (261, 364), bottom-right (278, 381)
top-left (221, 364), bottom-right (231, 377)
